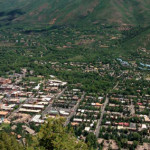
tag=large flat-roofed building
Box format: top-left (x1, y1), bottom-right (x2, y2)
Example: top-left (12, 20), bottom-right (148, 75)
top-left (19, 108), bottom-right (41, 113)
top-left (22, 104), bottom-right (44, 110)
top-left (8, 98), bottom-right (20, 104)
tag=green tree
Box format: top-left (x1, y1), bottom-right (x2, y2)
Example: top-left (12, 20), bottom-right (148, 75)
top-left (27, 117), bottom-right (88, 150)
top-left (0, 132), bottom-right (23, 150)
top-left (132, 140), bottom-right (138, 149)
top-left (86, 133), bottom-right (97, 149)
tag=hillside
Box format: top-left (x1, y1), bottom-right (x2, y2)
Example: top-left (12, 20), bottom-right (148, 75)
top-left (0, 0), bottom-right (150, 26)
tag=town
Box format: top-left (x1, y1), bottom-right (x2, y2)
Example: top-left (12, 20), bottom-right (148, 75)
top-left (0, 60), bottom-right (149, 150)
top-left (0, 18), bottom-right (150, 150)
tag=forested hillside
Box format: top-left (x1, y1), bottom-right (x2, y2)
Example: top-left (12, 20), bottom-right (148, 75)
top-left (0, 0), bottom-right (150, 26)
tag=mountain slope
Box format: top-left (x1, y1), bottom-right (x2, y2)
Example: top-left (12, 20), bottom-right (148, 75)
top-left (0, 0), bottom-right (150, 26)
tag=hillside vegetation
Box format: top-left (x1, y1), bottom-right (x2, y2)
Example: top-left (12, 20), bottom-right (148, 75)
top-left (0, 0), bottom-right (150, 26)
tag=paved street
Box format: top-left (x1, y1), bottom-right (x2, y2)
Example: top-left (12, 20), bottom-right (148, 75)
top-left (94, 82), bottom-right (119, 137)
top-left (7, 95), bottom-right (34, 120)
top-left (94, 96), bottom-right (109, 137)
top-left (64, 92), bottom-right (85, 126)
top-left (112, 81), bottom-right (119, 90)
top-left (42, 87), bottom-right (67, 118)
top-left (130, 100), bottom-right (135, 115)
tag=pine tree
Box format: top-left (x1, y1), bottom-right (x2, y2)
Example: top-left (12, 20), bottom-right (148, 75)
top-left (27, 117), bottom-right (88, 150)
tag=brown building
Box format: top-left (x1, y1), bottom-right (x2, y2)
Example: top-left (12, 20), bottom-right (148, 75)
top-left (0, 78), bottom-right (11, 85)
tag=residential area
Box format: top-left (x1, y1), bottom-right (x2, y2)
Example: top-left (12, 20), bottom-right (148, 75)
top-left (0, 61), bottom-right (149, 150)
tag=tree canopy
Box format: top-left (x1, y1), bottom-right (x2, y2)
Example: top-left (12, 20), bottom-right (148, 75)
top-left (27, 117), bottom-right (88, 150)
top-left (0, 132), bottom-right (23, 150)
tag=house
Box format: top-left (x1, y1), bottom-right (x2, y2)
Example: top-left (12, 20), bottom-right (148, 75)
top-left (11, 125), bottom-right (17, 130)
top-left (91, 103), bottom-right (103, 107)
top-left (71, 122), bottom-right (79, 126)
top-left (85, 127), bottom-right (90, 132)
top-left (11, 91), bottom-right (27, 97)
top-left (0, 104), bottom-right (15, 111)
top-left (49, 110), bottom-right (59, 116)
top-left (117, 122), bottom-right (129, 127)
top-left (0, 111), bottom-right (8, 118)
top-left (105, 121), bottom-right (111, 125)
top-left (17, 135), bottom-right (22, 139)
top-left (98, 97), bottom-right (103, 101)
top-left (33, 84), bottom-right (40, 90)
top-left (141, 124), bottom-right (147, 130)
top-left (22, 125), bottom-right (35, 135)
top-left (118, 126), bottom-right (126, 130)
top-left (72, 96), bottom-right (79, 101)
top-left (0, 78), bottom-right (11, 85)
top-left (42, 97), bottom-right (52, 102)
top-left (144, 115), bottom-right (150, 122)
top-left (37, 101), bottom-right (49, 105)
top-left (129, 123), bottom-right (136, 131)
top-left (73, 118), bottom-right (83, 122)
top-left (59, 110), bottom-right (69, 116)
top-left (8, 98), bottom-right (20, 104)
top-left (136, 143), bottom-right (150, 150)
top-left (31, 115), bottom-right (44, 124)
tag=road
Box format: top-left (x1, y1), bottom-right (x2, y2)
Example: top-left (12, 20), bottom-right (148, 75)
top-left (64, 92), bottom-right (85, 126)
top-left (129, 100), bottom-right (135, 115)
top-left (7, 95), bottom-right (34, 120)
top-left (113, 81), bottom-right (119, 90)
top-left (94, 81), bottom-right (119, 137)
top-left (94, 96), bottom-right (109, 137)
top-left (8, 86), bottom-right (67, 120)
top-left (42, 86), bottom-right (67, 118)
top-left (7, 80), bottom-right (42, 119)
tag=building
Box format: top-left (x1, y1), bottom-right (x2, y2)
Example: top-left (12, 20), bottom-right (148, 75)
top-left (0, 111), bottom-right (9, 118)
top-left (0, 78), bottom-right (11, 85)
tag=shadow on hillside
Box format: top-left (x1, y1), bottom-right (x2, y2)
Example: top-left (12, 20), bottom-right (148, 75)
top-left (0, 9), bottom-right (25, 24)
